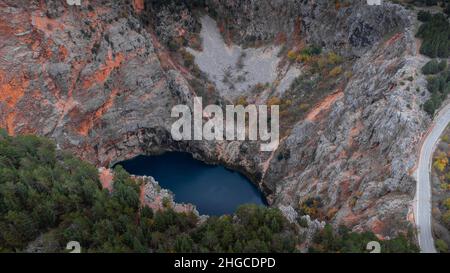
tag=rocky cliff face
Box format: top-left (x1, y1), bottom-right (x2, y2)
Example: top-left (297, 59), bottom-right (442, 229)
top-left (0, 0), bottom-right (429, 237)
top-left (206, 0), bottom-right (409, 57)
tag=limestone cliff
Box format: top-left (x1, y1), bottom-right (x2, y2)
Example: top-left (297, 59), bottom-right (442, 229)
top-left (0, 0), bottom-right (430, 237)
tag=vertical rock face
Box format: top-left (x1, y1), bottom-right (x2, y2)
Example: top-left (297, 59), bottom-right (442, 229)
top-left (0, 0), bottom-right (429, 237)
top-left (0, 0), bottom-right (181, 165)
top-left (205, 0), bottom-right (409, 57)
top-left (267, 30), bottom-right (429, 235)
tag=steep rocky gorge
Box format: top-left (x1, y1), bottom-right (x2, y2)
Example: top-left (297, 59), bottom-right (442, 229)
top-left (0, 0), bottom-right (431, 238)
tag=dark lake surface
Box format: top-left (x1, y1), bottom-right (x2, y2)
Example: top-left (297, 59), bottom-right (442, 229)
top-left (116, 152), bottom-right (267, 215)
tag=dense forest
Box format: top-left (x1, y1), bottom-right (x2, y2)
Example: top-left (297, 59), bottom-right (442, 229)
top-left (416, 8), bottom-right (450, 115)
top-left (310, 225), bottom-right (418, 253)
top-left (0, 131), bottom-right (417, 252)
top-left (417, 12), bottom-right (450, 58)
top-left (422, 59), bottom-right (450, 115)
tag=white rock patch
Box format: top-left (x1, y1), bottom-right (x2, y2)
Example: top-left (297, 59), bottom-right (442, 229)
top-left (187, 15), bottom-right (300, 100)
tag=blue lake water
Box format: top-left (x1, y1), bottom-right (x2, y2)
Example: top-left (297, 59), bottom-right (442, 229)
top-left (116, 152), bottom-right (267, 215)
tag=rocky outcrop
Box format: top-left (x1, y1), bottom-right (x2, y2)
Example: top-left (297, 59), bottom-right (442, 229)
top-left (0, 0), bottom-right (429, 238)
top-left (99, 167), bottom-right (199, 214)
top-left (206, 0), bottom-right (410, 57)
top-left (138, 175), bottom-right (199, 215)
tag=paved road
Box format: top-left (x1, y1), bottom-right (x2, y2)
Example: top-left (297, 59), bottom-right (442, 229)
top-left (415, 103), bottom-right (450, 253)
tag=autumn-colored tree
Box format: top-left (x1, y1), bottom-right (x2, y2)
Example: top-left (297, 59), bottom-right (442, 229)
top-left (433, 152), bottom-right (448, 172)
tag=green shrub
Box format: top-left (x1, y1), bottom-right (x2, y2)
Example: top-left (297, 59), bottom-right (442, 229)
top-left (300, 45), bottom-right (322, 56)
top-left (422, 59), bottom-right (447, 75)
top-left (422, 60), bottom-right (450, 115)
top-left (436, 239), bottom-right (448, 253)
top-left (417, 10), bottom-right (432, 22)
